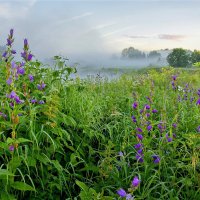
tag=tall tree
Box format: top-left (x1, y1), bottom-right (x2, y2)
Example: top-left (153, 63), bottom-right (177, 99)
top-left (121, 47), bottom-right (146, 59)
top-left (167, 48), bottom-right (190, 68)
top-left (191, 50), bottom-right (200, 64)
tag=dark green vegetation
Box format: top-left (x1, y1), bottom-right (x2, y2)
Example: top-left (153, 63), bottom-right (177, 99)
top-left (0, 30), bottom-right (200, 200)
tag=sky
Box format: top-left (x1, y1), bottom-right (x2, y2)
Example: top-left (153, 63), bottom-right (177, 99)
top-left (0, 0), bottom-right (200, 62)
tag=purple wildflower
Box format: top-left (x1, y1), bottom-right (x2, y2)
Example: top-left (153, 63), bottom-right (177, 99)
top-left (136, 127), bottom-right (143, 133)
top-left (146, 113), bottom-right (150, 118)
top-left (10, 29), bottom-right (14, 37)
top-left (152, 109), bottom-right (158, 113)
top-left (11, 50), bottom-right (16, 54)
top-left (27, 53), bottom-right (33, 61)
top-left (7, 39), bottom-right (12, 46)
top-left (166, 134), bottom-right (172, 142)
top-left (117, 188), bottom-right (127, 197)
top-left (172, 123), bottom-right (177, 128)
top-left (134, 143), bottom-right (142, 149)
top-left (136, 134), bottom-right (143, 140)
top-left (172, 75), bottom-right (177, 81)
top-left (197, 126), bottom-right (200, 133)
top-left (132, 176), bottom-right (140, 187)
top-left (15, 96), bottom-right (23, 104)
top-left (8, 91), bottom-right (17, 99)
top-left (9, 145), bottom-right (14, 151)
top-left (24, 38), bottom-right (28, 47)
top-left (17, 67), bottom-right (25, 75)
top-left (6, 77), bottom-right (12, 85)
top-left (31, 99), bottom-right (37, 104)
top-left (137, 149), bottom-right (143, 154)
top-left (21, 51), bottom-right (26, 59)
top-left (196, 98), bottom-right (200, 105)
top-left (2, 51), bottom-right (7, 58)
top-left (147, 125), bottom-right (152, 131)
top-left (145, 104), bottom-right (150, 110)
top-left (28, 74), bottom-right (34, 82)
top-left (152, 155), bottom-right (160, 164)
top-left (140, 109), bottom-right (144, 114)
top-left (135, 154), bottom-right (144, 163)
top-left (197, 89), bottom-right (200, 97)
top-left (132, 102), bottom-right (138, 109)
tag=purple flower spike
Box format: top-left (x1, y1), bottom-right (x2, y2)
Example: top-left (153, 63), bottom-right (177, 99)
top-left (152, 109), bottom-right (158, 113)
top-left (134, 143), bottom-right (142, 149)
top-left (28, 74), bottom-right (34, 82)
top-left (172, 75), bottom-right (177, 81)
top-left (136, 127), bottom-right (143, 133)
top-left (166, 134), bottom-right (173, 142)
top-left (172, 123), bottom-right (177, 128)
top-left (135, 154), bottom-right (144, 163)
top-left (196, 98), bottom-right (200, 105)
top-left (136, 134), bottom-right (143, 141)
top-left (24, 38), bottom-right (28, 46)
top-left (132, 102), bottom-right (138, 109)
top-left (137, 149), bottom-right (143, 154)
top-left (145, 104), bottom-right (150, 110)
top-left (147, 125), bottom-right (152, 131)
top-left (11, 50), bottom-right (16, 54)
top-left (27, 53), bottom-right (33, 61)
top-left (8, 91), bottom-right (17, 99)
top-left (197, 126), bottom-right (200, 133)
top-left (117, 188), bottom-right (127, 197)
top-left (10, 29), bottom-right (14, 37)
top-left (9, 145), bottom-right (15, 151)
top-left (140, 109), bottom-right (144, 114)
top-left (146, 113), bottom-right (150, 118)
top-left (132, 176), bottom-right (140, 187)
top-left (17, 67), bottom-right (25, 75)
top-left (31, 99), bottom-right (37, 104)
top-left (7, 39), bottom-right (12, 46)
top-left (6, 78), bottom-right (12, 85)
top-left (2, 51), bottom-right (7, 58)
top-left (152, 155), bottom-right (160, 164)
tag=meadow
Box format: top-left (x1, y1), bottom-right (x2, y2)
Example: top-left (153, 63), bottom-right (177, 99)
top-left (0, 30), bottom-right (200, 200)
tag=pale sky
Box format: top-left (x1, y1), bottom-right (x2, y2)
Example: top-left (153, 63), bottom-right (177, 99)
top-left (0, 0), bottom-right (200, 60)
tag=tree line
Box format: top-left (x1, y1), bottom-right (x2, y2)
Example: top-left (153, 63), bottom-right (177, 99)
top-left (121, 47), bottom-right (200, 68)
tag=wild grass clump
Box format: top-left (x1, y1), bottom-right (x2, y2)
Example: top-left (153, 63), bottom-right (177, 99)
top-left (0, 29), bottom-right (200, 200)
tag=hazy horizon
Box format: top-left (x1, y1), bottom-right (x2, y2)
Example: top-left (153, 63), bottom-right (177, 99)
top-left (0, 0), bottom-right (200, 65)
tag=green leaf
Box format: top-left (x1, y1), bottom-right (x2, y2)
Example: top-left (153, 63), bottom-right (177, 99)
top-left (76, 180), bottom-right (89, 193)
top-left (11, 181), bottom-right (35, 191)
top-left (0, 169), bottom-right (14, 177)
top-left (17, 138), bottom-right (32, 143)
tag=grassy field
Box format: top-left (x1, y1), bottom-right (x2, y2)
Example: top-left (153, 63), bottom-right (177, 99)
top-left (0, 30), bottom-right (200, 200)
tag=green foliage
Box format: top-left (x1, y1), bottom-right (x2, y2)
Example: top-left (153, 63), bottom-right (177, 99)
top-left (191, 50), bottom-right (200, 64)
top-left (167, 48), bottom-right (191, 68)
top-left (0, 30), bottom-right (200, 199)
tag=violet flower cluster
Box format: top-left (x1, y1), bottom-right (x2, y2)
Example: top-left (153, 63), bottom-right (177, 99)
top-left (117, 176), bottom-right (140, 199)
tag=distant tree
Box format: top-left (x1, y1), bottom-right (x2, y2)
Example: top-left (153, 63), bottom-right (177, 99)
top-left (147, 50), bottom-right (161, 59)
top-left (167, 48), bottom-right (191, 68)
top-left (121, 47), bottom-right (146, 59)
top-left (191, 50), bottom-right (200, 64)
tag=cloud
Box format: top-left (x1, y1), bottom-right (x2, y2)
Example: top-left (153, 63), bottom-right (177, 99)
top-left (102, 25), bottom-right (135, 37)
top-left (57, 12), bottom-right (93, 24)
top-left (158, 34), bottom-right (186, 40)
top-left (126, 34), bottom-right (187, 41)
